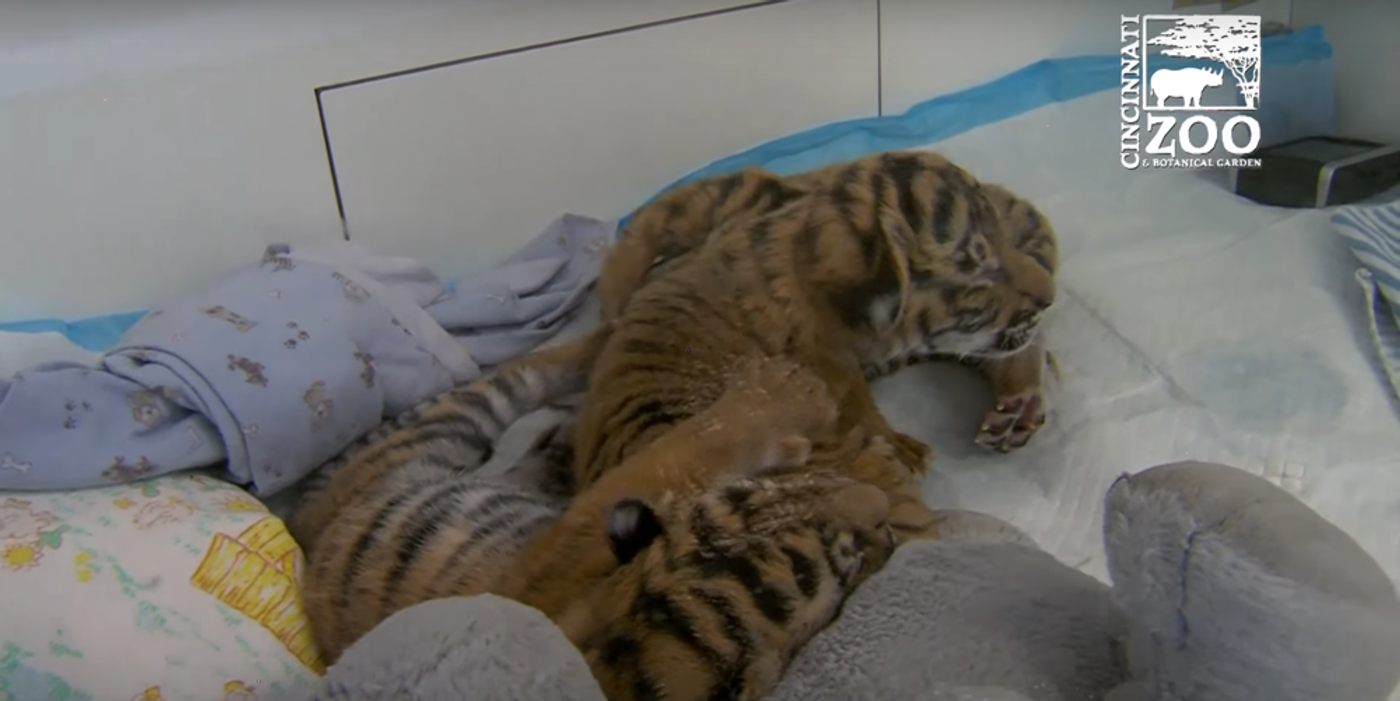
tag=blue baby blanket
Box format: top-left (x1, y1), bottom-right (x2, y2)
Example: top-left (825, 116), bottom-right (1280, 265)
top-left (0, 214), bottom-right (610, 496)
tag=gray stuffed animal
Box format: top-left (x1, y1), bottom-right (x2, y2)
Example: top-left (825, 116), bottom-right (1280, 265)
top-left (284, 461), bottom-right (1400, 701)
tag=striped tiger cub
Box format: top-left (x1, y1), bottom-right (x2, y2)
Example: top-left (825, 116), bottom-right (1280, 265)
top-left (288, 326), bottom-right (609, 550)
top-left (599, 153), bottom-right (1059, 455)
top-left (556, 468), bottom-right (897, 701)
top-left (293, 335), bottom-right (864, 682)
top-left (495, 358), bottom-right (904, 701)
top-left (575, 150), bottom-right (1059, 543)
top-left (292, 328), bottom-right (610, 663)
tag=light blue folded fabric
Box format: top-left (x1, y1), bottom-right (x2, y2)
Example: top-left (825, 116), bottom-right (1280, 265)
top-left (0, 215), bottom-right (610, 496)
top-left (430, 214), bottom-right (611, 366)
top-left (1332, 199), bottom-right (1400, 402)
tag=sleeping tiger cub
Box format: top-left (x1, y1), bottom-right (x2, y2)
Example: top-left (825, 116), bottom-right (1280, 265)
top-left (292, 328), bottom-right (610, 662)
top-left (574, 150), bottom-right (1058, 542)
top-left (598, 151), bottom-right (1059, 454)
top-left (287, 326), bottom-right (611, 551)
top-left (496, 359), bottom-right (904, 701)
top-left (294, 331), bottom-right (896, 701)
top-left (548, 466), bottom-right (897, 701)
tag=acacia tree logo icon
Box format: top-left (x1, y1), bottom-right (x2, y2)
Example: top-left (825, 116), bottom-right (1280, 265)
top-left (1144, 15), bottom-right (1261, 110)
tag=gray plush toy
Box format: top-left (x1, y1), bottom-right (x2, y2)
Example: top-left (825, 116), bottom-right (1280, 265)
top-left (283, 461), bottom-right (1400, 701)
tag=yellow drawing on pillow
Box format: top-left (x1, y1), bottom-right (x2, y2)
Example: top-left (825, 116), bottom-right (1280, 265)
top-left (128, 496), bottom-right (196, 530)
top-left (2, 541), bottom-right (42, 572)
top-left (129, 679), bottom-right (256, 701)
top-left (217, 494), bottom-right (265, 514)
top-left (111, 481), bottom-right (197, 530)
top-left (0, 497), bottom-right (69, 573)
top-left (220, 680), bottom-right (258, 700)
top-left (132, 686), bottom-right (166, 701)
top-left (73, 551), bottom-right (97, 582)
top-left (190, 515), bottom-right (325, 673)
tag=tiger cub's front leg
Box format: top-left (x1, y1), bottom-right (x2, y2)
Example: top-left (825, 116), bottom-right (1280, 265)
top-left (809, 349), bottom-right (932, 479)
top-left (972, 341), bottom-right (1053, 452)
top-left (798, 429), bottom-right (937, 546)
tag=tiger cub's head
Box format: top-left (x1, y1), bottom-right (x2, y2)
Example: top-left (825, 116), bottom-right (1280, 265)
top-left (809, 151), bottom-right (1058, 367)
top-left (578, 471), bottom-right (895, 701)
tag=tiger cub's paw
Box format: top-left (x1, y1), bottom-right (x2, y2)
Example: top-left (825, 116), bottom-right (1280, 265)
top-left (888, 431), bottom-right (933, 478)
top-left (768, 435), bottom-right (814, 469)
top-left (975, 389), bottom-right (1046, 453)
top-left (858, 429), bottom-right (932, 479)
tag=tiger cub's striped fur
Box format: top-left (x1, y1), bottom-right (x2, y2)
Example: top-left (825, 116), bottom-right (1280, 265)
top-left (597, 164), bottom-right (834, 323)
top-left (576, 150), bottom-right (1059, 543)
top-left (564, 468), bottom-right (896, 701)
top-left (293, 329), bottom-right (608, 663)
top-left (494, 357), bottom-right (902, 701)
top-left (599, 155), bottom-right (1059, 455)
top-left (289, 327), bottom-right (608, 549)
top-left (295, 340), bottom-right (855, 681)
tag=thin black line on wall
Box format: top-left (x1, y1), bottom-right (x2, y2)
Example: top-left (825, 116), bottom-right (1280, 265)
top-left (313, 90), bottom-right (350, 240)
top-left (311, 0), bottom-right (787, 239)
top-left (876, 0), bottom-right (884, 116)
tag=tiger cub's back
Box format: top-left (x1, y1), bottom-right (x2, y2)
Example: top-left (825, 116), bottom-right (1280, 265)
top-left (294, 330), bottom-right (607, 663)
top-left (289, 328), bottom-right (607, 548)
top-left (599, 164), bottom-right (841, 321)
top-left (302, 409), bottom-right (577, 663)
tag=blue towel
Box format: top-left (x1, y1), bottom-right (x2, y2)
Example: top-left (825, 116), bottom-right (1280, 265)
top-left (1332, 199), bottom-right (1400, 402)
top-left (0, 215), bottom-right (610, 496)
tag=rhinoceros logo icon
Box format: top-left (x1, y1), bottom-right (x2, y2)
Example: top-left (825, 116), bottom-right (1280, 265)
top-left (1142, 15), bottom-right (1260, 111)
top-left (1150, 67), bottom-right (1224, 108)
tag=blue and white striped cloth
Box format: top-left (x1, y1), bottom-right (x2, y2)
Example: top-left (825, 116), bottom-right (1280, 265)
top-left (1332, 199), bottom-right (1400, 402)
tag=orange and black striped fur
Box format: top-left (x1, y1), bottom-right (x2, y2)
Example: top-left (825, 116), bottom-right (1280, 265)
top-left (288, 327), bottom-right (609, 551)
top-left (578, 150), bottom-right (1059, 539)
top-left (495, 357), bottom-right (905, 701)
top-left (555, 468), bottom-right (896, 701)
top-left (601, 154), bottom-right (1060, 453)
top-left (291, 333), bottom-right (889, 700)
top-left (291, 329), bottom-right (609, 662)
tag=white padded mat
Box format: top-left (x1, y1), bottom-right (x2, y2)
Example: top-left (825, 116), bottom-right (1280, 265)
top-left (878, 90), bottom-right (1400, 586)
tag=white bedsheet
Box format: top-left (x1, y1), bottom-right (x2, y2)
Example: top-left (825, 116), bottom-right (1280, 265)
top-left (879, 90), bottom-right (1400, 586)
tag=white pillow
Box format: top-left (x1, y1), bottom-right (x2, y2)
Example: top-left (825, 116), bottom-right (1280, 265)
top-left (0, 472), bottom-right (323, 700)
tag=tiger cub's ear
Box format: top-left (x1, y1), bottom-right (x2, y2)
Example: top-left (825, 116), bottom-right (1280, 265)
top-left (607, 499), bottom-right (664, 565)
top-left (874, 226), bottom-right (914, 329)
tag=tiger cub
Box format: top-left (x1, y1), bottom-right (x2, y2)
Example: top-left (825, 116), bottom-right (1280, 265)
top-left (573, 150), bottom-right (1058, 543)
top-left (293, 329), bottom-right (610, 662)
top-left (295, 339), bottom-right (857, 671)
top-left (599, 154), bottom-right (1059, 454)
top-left (288, 326), bottom-right (610, 550)
top-left (495, 359), bottom-right (903, 701)
top-left (558, 468), bottom-right (896, 701)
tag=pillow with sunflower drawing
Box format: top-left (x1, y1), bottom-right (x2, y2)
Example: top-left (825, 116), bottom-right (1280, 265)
top-left (0, 472), bottom-right (323, 700)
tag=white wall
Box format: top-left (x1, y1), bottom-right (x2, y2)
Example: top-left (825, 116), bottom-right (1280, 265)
top-left (319, 0), bottom-right (877, 274)
top-left (1292, 0), bottom-right (1400, 145)
top-left (878, 0), bottom-right (1294, 114)
top-left (2, 0), bottom-right (1310, 323)
top-left (0, 1), bottom-right (766, 322)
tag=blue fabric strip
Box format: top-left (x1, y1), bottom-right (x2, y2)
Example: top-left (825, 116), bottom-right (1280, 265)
top-left (0, 310), bottom-right (149, 353)
top-left (620, 24), bottom-right (1331, 223)
top-left (0, 25), bottom-right (1332, 353)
